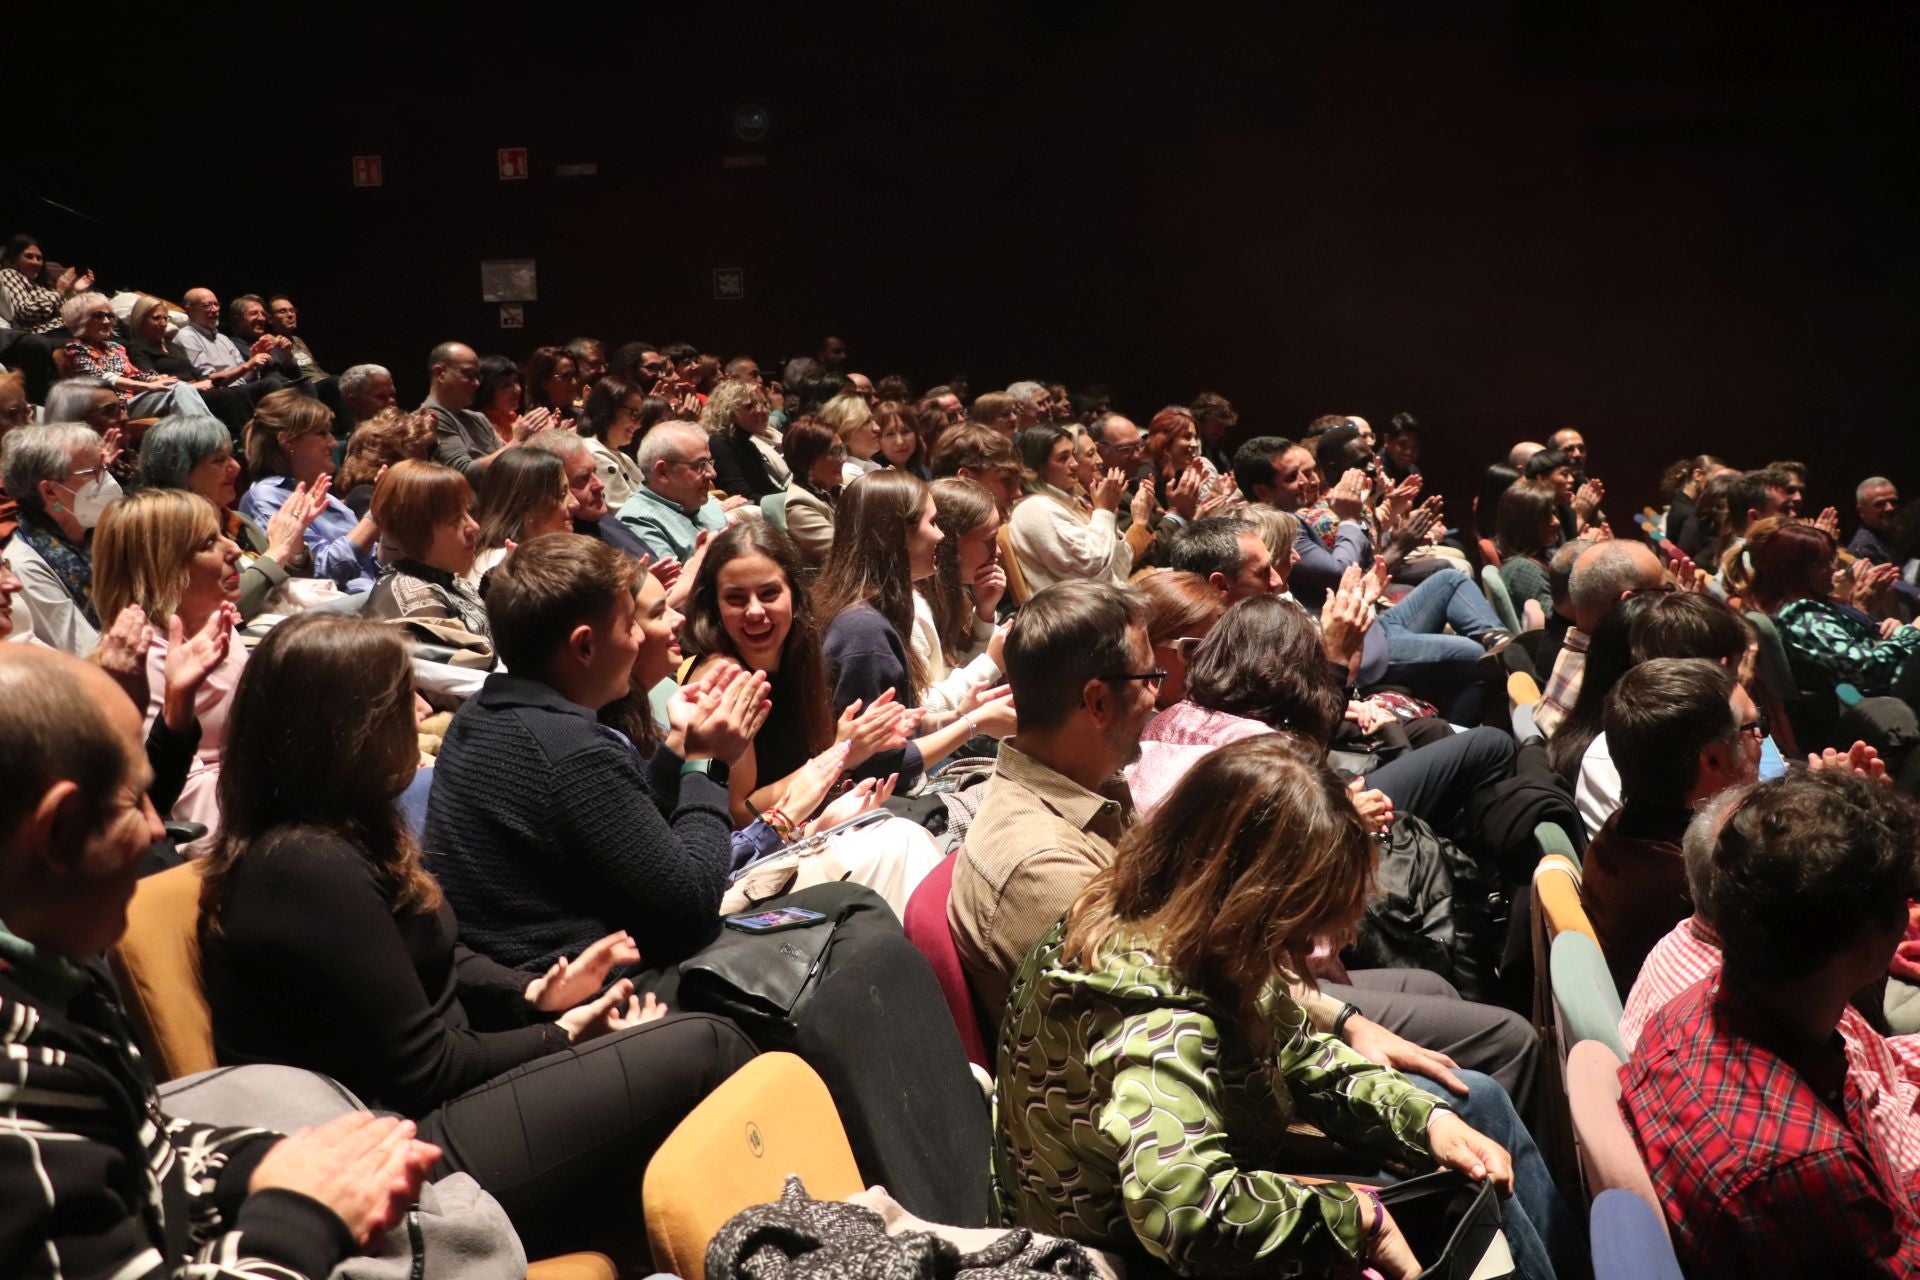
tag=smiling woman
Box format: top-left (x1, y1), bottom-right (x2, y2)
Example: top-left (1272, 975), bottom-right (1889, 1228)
top-left (91, 488), bottom-right (247, 853)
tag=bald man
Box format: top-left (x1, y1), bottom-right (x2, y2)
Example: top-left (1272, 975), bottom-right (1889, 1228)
top-left (1508, 440), bottom-right (1546, 469)
top-left (1535, 540), bottom-right (1668, 737)
top-left (174, 286), bottom-right (278, 386)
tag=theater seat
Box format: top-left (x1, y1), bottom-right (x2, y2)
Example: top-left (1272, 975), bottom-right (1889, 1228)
top-left (901, 855), bottom-right (991, 1068)
top-left (1566, 1041), bottom-right (1666, 1232)
top-left (1589, 1189), bottom-right (1683, 1280)
top-left (642, 1052), bottom-right (864, 1280)
top-left (109, 867), bottom-right (616, 1280)
top-left (1551, 931), bottom-right (1627, 1064)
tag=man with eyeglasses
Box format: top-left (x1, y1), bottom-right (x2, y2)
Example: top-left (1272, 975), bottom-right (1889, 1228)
top-left (1581, 658), bottom-right (1765, 997)
top-left (615, 421), bottom-right (729, 563)
top-left (173, 287), bottom-right (283, 389)
top-left (1535, 539), bottom-right (1668, 737)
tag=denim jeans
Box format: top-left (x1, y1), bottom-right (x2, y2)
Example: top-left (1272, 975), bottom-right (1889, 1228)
top-left (1404, 1070), bottom-right (1588, 1280)
top-left (1380, 569), bottom-right (1503, 720)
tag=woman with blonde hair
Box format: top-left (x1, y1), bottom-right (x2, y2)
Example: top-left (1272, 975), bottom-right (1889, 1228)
top-left (818, 391), bottom-right (882, 485)
top-left (704, 377), bottom-right (789, 501)
top-left (365, 461), bottom-right (486, 638)
top-left (238, 388), bottom-right (379, 590)
top-left (998, 733), bottom-right (1576, 1280)
top-left (61, 291), bottom-right (210, 420)
top-left (336, 406), bottom-right (437, 515)
top-left (91, 489), bottom-right (244, 850)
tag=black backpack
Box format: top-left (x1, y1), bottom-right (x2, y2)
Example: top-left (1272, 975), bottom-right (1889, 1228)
top-left (1343, 813), bottom-right (1505, 1003)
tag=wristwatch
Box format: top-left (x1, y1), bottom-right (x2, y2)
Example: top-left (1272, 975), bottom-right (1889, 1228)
top-left (1332, 1002), bottom-right (1362, 1041)
top-left (680, 757), bottom-right (731, 788)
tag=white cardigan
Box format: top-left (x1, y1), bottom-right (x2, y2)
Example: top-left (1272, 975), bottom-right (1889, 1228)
top-left (3, 534), bottom-right (97, 656)
top-left (909, 591), bottom-right (1001, 721)
top-left (1007, 484), bottom-right (1131, 591)
top-left (583, 434), bottom-right (647, 510)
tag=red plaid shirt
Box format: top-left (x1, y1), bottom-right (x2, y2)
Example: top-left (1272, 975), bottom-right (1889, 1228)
top-left (1622, 976), bottom-right (1920, 1277)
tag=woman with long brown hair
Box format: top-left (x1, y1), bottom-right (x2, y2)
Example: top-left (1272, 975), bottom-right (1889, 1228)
top-left (679, 519), bottom-right (913, 826)
top-left (817, 469), bottom-right (1015, 785)
top-left (920, 477), bottom-right (1011, 701)
top-left (997, 734), bottom-right (1576, 1280)
top-left (197, 613), bottom-right (756, 1270)
top-left (467, 445), bottom-right (574, 583)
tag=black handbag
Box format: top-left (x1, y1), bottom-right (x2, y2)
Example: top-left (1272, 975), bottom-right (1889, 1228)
top-left (676, 883), bottom-right (897, 1049)
top-left (1376, 1170), bottom-right (1512, 1280)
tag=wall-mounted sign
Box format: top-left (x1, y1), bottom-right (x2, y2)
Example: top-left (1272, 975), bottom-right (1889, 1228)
top-left (497, 147), bottom-right (529, 180)
top-left (481, 260), bottom-right (537, 303)
top-left (499, 304), bottom-right (524, 329)
top-left (352, 155), bottom-right (383, 187)
top-left (713, 268), bottom-right (745, 300)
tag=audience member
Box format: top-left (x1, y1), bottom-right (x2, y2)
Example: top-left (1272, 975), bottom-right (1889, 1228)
top-left (1852, 475), bottom-right (1902, 564)
top-left (1534, 538), bottom-right (1666, 737)
top-left (1495, 477), bottom-right (1563, 626)
top-left (1748, 517), bottom-right (1919, 702)
top-left (472, 353), bottom-right (524, 444)
top-left (123, 294), bottom-right (259, 434)
top-left (1381, 412), bottom-right (1422, 482)
top-left (1005, 380), bottom-right (1052, 429)
top-left (0, 643), bottom-right (442, 1280)
top-left (872, 398), bottom-right (929, 478)
top-left (1620, 770), bottom-right (1920, 1273)
top-left (929, 422), bottom-right (1022, 516)
top-left (138, 415), bottom-right (326, 619)
top-left (266, 294), bottom-right (328, 379)
top-left (969, 390), bottom-right (1018, 434)
top-left (522, 344), bottom-right (582, 420)
top-left (421, 341), bottom-right (554, 475)
top-left (469, 446), bottom-right (575, 583)
top-left (334, 405), bottom-right (436, 515)
top-left (616, 420), bottom-right (730, 562)
top-left (995, 732), bottom-right (1578, 1279)
top-left (173, 287), bottom-right (283, 389)
top-left (820, 392), bottom-right (882, 482)
top-left (425, 534), bottom-right (766, 977)
top-left (922, 477), bottom-right (1010, 699)
top-left (1582, 659), bottom-right (1760, 995)
top-left (577, 375), bottom-right (650, 507)
top-left (1188, 389), bottom-right (1238, 472)
top-left (565, 336), bottom-right (608, 390)
top-left (817, 470), bottom-right (1016, 786)
top-left (237, 390), bottom-right (379, 591)
top-left (198, 613), bottom-right (755, 1268)
top-left (1009, 422), bottom-right (1131, 589)
top-left (1, 422), bottom-right (108, 654)
top-left (92, 488), bottom-right (245, 850)
top-left (522, 429), bottom-right (649, 561)
top-left (1136, 568), bottom-right (1227, 709)
top-left (338, 361), bottom-right (398, 427)
top-left (703, 376), bottom-right (788, 501)
top-left (776, 416), bottom-right (844, 565)
top-left (0, 233), bottom-right (89, 334)
top-left (365, 461), bottom-right (488, 637)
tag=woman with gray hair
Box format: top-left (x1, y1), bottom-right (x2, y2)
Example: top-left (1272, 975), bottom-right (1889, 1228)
top-left (1, 422), bottom-right (111, 654)
top-left (60, 292), bottom-right (209, 421)
top-left (139, 416), bottom-right (326, 620)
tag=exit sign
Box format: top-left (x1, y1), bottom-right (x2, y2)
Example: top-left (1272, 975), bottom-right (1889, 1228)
top-left (352, 155), bottom-right (382, 187)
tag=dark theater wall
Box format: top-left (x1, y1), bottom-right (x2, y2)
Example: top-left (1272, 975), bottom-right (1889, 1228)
top-left (6, 4), bottom-right (1914, 517)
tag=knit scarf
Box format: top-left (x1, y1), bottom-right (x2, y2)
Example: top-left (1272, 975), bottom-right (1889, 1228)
top-left (14, 510), bottom-right (97, 627)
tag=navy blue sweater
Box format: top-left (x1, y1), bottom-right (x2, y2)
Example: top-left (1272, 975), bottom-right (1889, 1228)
top-left (423, 674), bottom-right (734, 974)
top-left (822, 602), bottom-right (928, 787)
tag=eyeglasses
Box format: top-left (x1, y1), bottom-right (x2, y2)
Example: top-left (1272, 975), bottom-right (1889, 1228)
top-left (673, 456), bottom-right (717, 474)
top-left (1103, 669), bottom-right (1168, 691)
top-left (1098, 439), bottom-right (1142, 456)
top-left (87, 310), bottom-right (112, 321)
top-left (1736, 712), bottom-right (1770, 741)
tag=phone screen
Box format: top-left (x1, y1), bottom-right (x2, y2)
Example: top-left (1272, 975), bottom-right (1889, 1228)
top-left (727, 907), bottom-right (827, 932)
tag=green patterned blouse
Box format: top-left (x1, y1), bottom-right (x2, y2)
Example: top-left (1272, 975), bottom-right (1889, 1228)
top-left (1776, 598), bottom-right (1920, 698)
top-left (993, 920), bottom-right (1447, 1276)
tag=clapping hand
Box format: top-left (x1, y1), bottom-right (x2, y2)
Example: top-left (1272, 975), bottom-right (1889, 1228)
top-left (266, 477), bottom-right (329, 565)
top-left (807, 772), bottom-right (899, 835)
top-left (1166, 465), bottom-right (1204, 520)
top-left (99, 426), bottom-right (125, 471)
top-left (1130, 477), bottom-right (1156, 527)
top-left (963, 685), bottom-right (1018, 738)
top-left (834, 689), bottom-right (920, 768)
top-left (163, 604), bottom-right (236, 733)
top-left (778, 741), bottom-right (853, 824)
top-left (250, 1112), bottom-right (441, 1247)
top-left (1813, 507), bottom-right (1842, 540)
top-left (525, 931), bottom-right (643, 1012)
top-left (1091, 467), bottom-right (1127, 513)
top-left (1573, 478), bottom-right (1605, 521)
top-left (1196, 472), bottom-right (1243, 518)
top-left (555, 978), bottom-right (665, 1044)
top-left (1327, 468), bottom-right (1371, 521)
top-left (1806, 740), bottom-right (1891, 785)
top-left (1320, 564), bottom-right (1376, 678)
top-left (95, 604), bottom-right (156, 710)
top-left (1383, 472), bottom-right (1423, 516)
top-left (674, 661), bottom-right (772, 764)
top-left (510, 407), bottom-right (556, 443)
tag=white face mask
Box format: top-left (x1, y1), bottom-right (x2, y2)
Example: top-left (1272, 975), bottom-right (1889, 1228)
top-left (61, 472), bottom-right (123, 530)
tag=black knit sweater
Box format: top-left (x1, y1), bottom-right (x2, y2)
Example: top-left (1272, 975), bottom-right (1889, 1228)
top-left (423, 673), bottom-right (734, 974)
